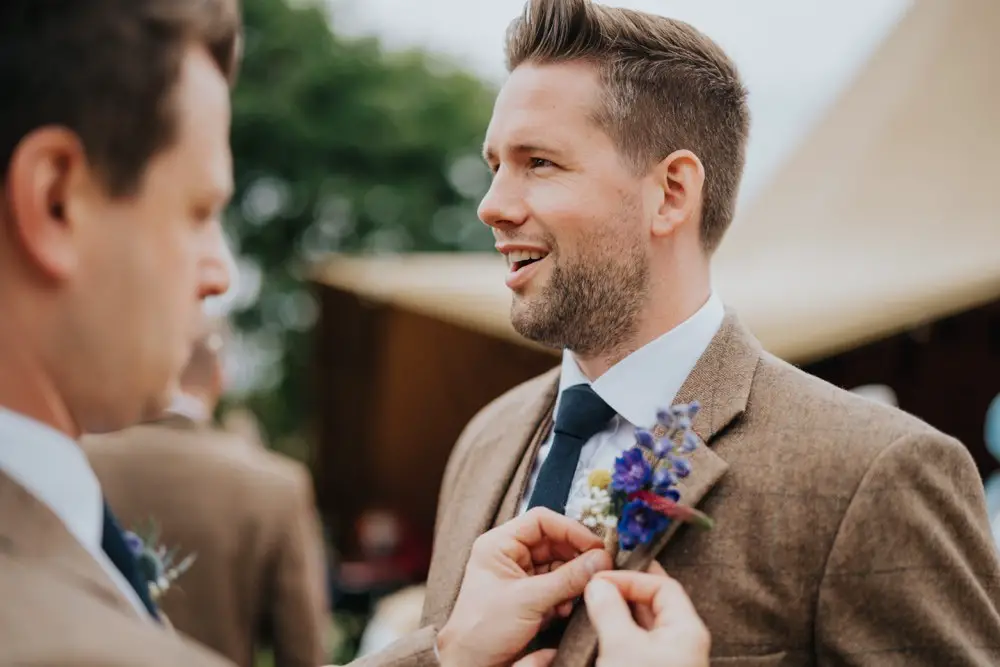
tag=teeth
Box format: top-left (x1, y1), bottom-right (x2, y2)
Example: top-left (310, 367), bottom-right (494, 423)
top-left (508, 249), bottom-right (548, 265)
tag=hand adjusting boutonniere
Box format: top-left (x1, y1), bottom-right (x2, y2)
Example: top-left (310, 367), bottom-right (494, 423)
top-left (568, 402), bottom-right (714, 555)
top-left (123, 520), bottom-right (197, 602)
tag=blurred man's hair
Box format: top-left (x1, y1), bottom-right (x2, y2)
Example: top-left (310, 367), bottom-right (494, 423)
top-left (180, 316), bottom-right (230, 393)
top-left (0, 0), bottom-right (242, 197)
top-left (505, 0), bottom-right (750, 252)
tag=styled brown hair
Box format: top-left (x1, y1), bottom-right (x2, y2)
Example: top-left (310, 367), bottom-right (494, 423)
top-left (0, 0), bottom-right (242, 197)
top-left (505, 0), bottom-right (750, 252)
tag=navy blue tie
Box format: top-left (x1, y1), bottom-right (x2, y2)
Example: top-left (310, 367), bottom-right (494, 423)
top-left (527, 384), bottom-right (617, 514)
top-left (101, 501), bottom-right (160, 621)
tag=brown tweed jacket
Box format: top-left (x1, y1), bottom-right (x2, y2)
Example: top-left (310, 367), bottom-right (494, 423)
top-left (0, 469), bottom-right (233, 667)
top-left (410, 311), bottom-right (1000, 666)
top-left (82, 416), bottom-right (329, 667)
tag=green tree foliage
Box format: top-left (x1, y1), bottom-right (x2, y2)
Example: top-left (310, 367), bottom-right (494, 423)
top-left (226, 0), bottom-right (497, 452)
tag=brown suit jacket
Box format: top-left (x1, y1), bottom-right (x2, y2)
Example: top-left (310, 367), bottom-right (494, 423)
top-left (415, 312), bottom-right (1000, 666)
top-left (0, 469), bottom-right (233, 667)
top-left (82, 416), bottom-right (329, 667)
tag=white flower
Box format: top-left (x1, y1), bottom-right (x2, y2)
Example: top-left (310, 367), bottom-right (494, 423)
top-left (569, 473), bottom-right (616, 532)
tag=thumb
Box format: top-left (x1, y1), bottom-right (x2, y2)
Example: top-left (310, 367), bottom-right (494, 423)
top-left (512, 649), bottom-right (557, 667)
top-left (523, 549), bottom-right (611, 611)
top-left (585, 578), bottom-right (638, 644)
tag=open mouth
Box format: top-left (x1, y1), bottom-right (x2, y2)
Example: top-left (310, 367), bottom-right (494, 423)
top-left (508, 249), bottom-right (549, 272)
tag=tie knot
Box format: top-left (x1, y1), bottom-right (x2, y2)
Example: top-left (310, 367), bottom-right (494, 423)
top-left (554, 384), bottom-right (616, 441)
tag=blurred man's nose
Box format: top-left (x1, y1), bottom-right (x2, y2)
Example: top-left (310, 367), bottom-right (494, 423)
top-left (199, 222), bottom-right (233, 300)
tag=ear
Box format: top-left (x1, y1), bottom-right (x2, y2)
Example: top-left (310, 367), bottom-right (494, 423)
top-left (648, 149), bottom-right (705, 239)
top-left (6, 127), bottom-right (92, 280)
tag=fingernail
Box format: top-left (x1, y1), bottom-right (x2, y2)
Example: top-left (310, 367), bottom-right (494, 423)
top-left (586, 578), bottom-right (613, 603)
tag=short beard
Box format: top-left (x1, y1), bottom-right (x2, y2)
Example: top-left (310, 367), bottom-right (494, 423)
top-left (511, 231), bottom-right (649, 360)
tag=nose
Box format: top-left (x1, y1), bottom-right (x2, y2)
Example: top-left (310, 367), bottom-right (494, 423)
top-left (199, 221), bottom-right (233, 300)
top-left (478, 169), bottom-right (528, 231)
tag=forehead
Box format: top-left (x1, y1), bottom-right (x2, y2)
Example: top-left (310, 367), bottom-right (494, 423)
top-left (485, 61), bottom-right (607, 152)
top-left (153, 45), bottom-right (232, 193)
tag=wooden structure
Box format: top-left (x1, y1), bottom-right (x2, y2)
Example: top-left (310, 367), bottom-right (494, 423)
top-left (310, 0), bottom-right (1000, 555)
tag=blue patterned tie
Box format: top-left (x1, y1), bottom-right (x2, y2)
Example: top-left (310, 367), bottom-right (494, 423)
top-left (101, 501), bottom-right (160, 621)
top-left (527, 384), bottom-right (617, 514)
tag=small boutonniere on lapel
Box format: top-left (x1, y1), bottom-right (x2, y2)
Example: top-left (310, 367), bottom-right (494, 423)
top-left (123, 520), bottom-right (197, 602)
top-left (568, 401), bottom-right (714, 554)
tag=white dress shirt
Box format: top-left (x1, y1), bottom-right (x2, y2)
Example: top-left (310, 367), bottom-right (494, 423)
top-left (519, 292), bottom-right (725, 515)
top-left (0, 408), bottom-right (150, 618)
top-left (165, 392), bottom-right (211, 423)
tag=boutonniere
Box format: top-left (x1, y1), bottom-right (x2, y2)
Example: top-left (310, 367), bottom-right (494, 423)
top-left (569, 401), bottom-right (714, 553)
top-left (123, 520), bottom-right (197, 602)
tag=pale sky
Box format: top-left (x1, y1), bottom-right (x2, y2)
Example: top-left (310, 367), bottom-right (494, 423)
top-left (331, 0), bottom-right (912, 202)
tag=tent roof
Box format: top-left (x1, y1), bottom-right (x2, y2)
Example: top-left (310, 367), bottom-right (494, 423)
top-left (313, 245), bottom-right (999, 365)
top-left (312, 0), bottom-right (1000, 365)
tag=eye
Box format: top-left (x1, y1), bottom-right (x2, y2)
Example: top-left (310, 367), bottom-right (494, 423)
top-left (192, 203), bottom-right (222, 226)
top-left (529, 157), bottom-right (555, 169)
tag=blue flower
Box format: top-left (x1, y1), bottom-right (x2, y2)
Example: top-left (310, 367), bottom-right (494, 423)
top-left (634, 429), bottom-right (655, 450)
top-left (681, 429), bottom-right (700, 453)
top-left (655, 408), bottom-right (674, 431)
top-left (660, 488), bottom-right (681, 503)
top-left (123, 530), bottom-right (145, 558)
top-left (618, 499), bottom-right (671, 550)
top-left (651, 467), bottom-right (677, 494)
top-left (612, 448), bottom-right (651, 493)
top-left (672, 401), bottom-right (700, 419)
top-left (652, 437), bottom-right (673, 458)
top-left (669, 453), bottom-right (693, 478)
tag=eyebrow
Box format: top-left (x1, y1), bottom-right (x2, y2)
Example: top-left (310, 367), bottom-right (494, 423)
top-left (482, 143), bottom-right (565, 164)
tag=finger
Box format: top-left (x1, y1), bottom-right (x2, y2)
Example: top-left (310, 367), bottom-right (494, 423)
top-left (635, 561), bottom-right (666, 628)
top-left (534, 559), bottom-right (566, 576)
top-left (556, 599), bottom-right (574, 617)
top-left (584, 578), bottom-right (639, 647)
top-left (530, 537), bottom-right (589, 567)
top-left (646, 560), bottom-right (668, 576)
top-left (510, 507), bottom-right (605, 555)
top-left (512, 649), bottom-right (557, 667)
top-left (593, 570), bottom-right (703, 630)
top-left (633, 601), bottom-right (656, 630)
top-left (522, 549), bottom-right (611, 611)
top-left (591, 570), bottom-right (670, 608)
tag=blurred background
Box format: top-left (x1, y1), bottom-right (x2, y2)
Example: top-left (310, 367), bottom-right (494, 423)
top-left (201, 0), bottom-right (1000, 662)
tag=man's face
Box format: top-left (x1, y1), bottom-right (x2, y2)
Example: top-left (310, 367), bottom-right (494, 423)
top-left (480, 61), bottom-right (651, 356)
top-left (64, 45), bottom-right (233, 432)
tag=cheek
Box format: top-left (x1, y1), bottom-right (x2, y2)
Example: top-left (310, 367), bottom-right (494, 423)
top-left (529, 181), bottom-right (616, 249)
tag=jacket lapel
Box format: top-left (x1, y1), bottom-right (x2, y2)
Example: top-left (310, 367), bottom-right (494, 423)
top-left (0, 470), bottom-right (143, 621)
top-left (421, 368), bottom-right (560, 626)
top-left (553, 311), bottom-right (761, 667)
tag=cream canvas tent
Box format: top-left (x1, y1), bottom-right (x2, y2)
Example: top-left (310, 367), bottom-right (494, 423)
top-left (311, 0), bottom-right (1000, 554)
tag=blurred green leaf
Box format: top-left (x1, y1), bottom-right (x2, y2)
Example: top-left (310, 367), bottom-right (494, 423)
top-left (227, 0), bottom-right (496, 451)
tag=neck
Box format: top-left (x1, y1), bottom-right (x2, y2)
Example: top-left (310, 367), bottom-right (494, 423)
top-left (0, 321), bottom-right (79, 438)
top-left (573, 264), bottom-right (712, 381)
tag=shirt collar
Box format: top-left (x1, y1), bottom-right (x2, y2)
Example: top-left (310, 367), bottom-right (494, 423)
top-left (164, 392), bottom-right (211, 424)
top-left (0, 408), bottom-right (103, 552)
top-left (557, 292), bottom-right (725, 428)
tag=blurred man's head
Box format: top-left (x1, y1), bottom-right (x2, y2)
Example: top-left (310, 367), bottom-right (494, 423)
top-left (0, 0), bottom-right (242, 435)
top-left (480, 0), bottom-right (749, 370)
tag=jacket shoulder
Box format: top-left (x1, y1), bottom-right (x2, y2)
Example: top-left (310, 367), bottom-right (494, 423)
top-left (84, 424), bottom-right (311, 500)
top-left (456, 366), bottom-right (560, 449)
top-left (750, 352), bottom-right (953, 457)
